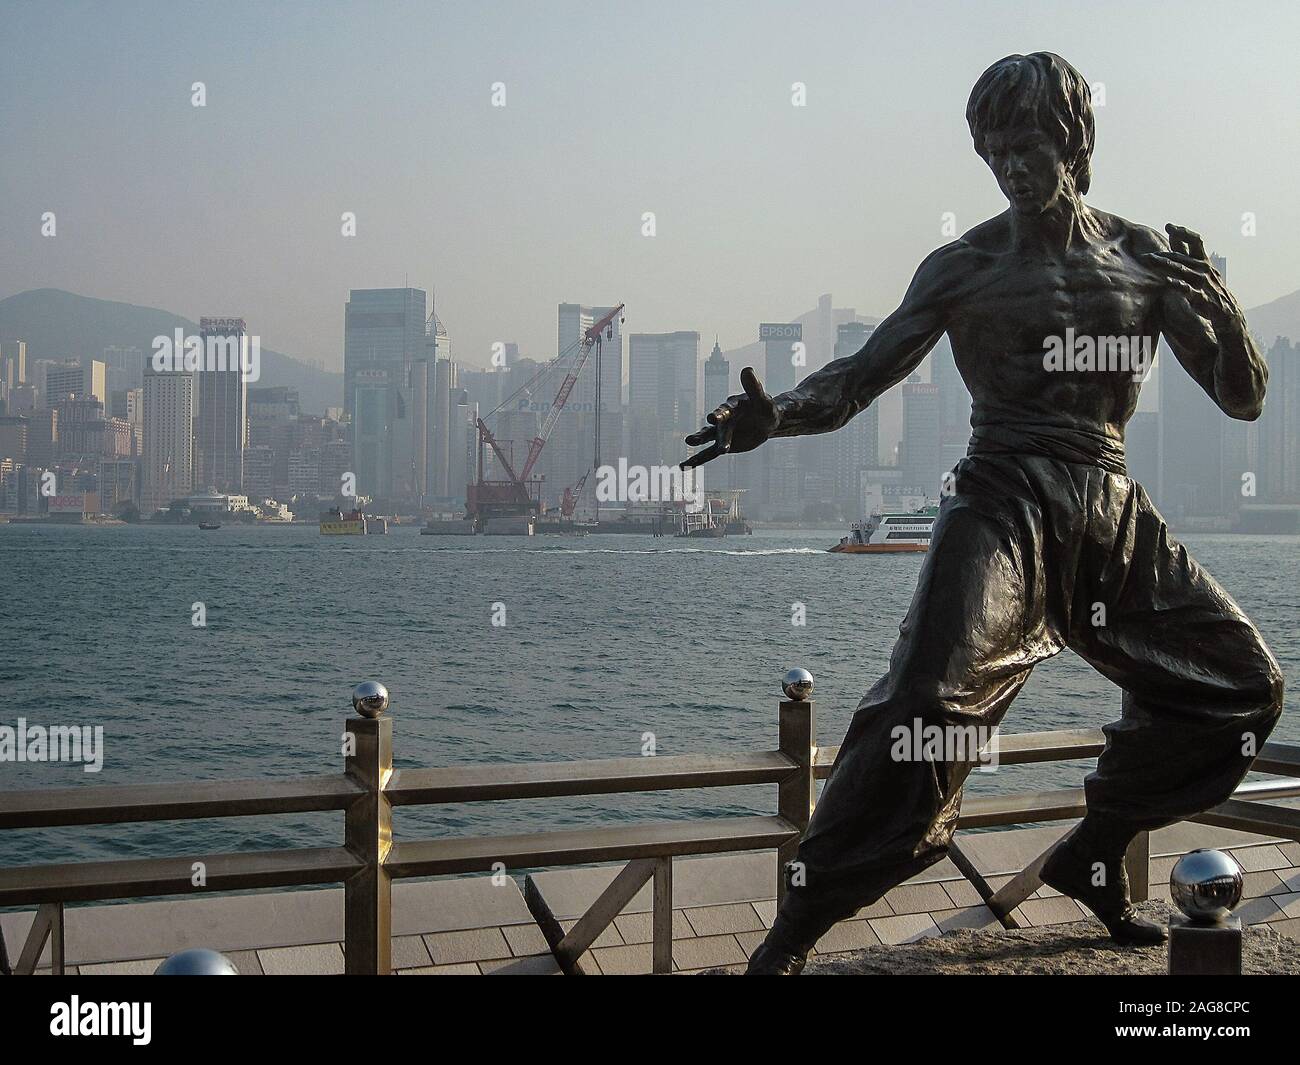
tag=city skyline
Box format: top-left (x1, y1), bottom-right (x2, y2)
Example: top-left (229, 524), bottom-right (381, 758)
top-left (3, 2), bottom-right (1299, 371)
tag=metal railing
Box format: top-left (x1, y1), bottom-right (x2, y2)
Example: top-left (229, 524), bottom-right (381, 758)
top-left (2, 677), bottom-right (1298, 975)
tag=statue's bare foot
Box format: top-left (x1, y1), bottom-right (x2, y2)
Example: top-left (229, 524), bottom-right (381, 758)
top-left (1040, 837), bottom-right (1166, 946)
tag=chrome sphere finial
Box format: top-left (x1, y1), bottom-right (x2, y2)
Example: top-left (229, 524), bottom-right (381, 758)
top-left (352, 680), bottom-right (390, 718)
top-left (1170, 848), bottom-right (1244, 923)
top-left (782, 668), bottom-right (814, 701)
top-left (154, 948), bottom-right (239, 975)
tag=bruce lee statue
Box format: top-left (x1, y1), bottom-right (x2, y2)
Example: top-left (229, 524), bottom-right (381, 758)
top-left (683, 52), bottom-right (1284, 975)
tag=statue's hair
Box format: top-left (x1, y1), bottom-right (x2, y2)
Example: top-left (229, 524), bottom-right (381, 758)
top-left (966, 52), bottom-right (1094, 196)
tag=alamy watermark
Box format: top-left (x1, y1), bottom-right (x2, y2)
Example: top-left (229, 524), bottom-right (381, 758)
top-left (890, 718), bottom-right (999, 772)
top-left (1042, 327), bottom-right (1153, 381)
top-left (151, 328), bottom-right (261, 382)
top-left (1, 718), bottom-right (104, 773)
top-left (595, 459), bottom-right (704, 512)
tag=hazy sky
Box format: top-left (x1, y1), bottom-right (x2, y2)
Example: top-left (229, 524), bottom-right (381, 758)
top-left (3, 0), bottom-right (1298, 371)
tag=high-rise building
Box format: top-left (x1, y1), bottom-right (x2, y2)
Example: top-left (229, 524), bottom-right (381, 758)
top-left (195, 317), bottom-right (249, 492)
top-left (627, 331), bottom-right (699, 469)
top-left (900, 378), bottom-right (942, 496)
top-left (829, 322), bottom-right (879, 511)
top-left (1, 340), bottom-right (27, 413)
top-left (142, 359), bottom-right (194, 514)
top-left (43, 362), bottom-right (80, 403)
top-left (352, 366), bottom-right (393, 499)
top-left (760, 322), bottom-right (801, 397)
top-left (55, 398), bottom-right (106, 460)
top-left (344, 288), bottom-right (427, 414)
top-left (1258, 336), bottom-right (1298, 501)
top-left (1158, 253), bottom-right (1230, 518)
top-left (0, 416), bottom-right (28, 463)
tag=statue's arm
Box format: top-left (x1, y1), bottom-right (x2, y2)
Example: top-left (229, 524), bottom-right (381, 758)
top-left (1143, 224), bottom-right (1267, 421)
top-left (769, 244), bottom-right (956, 438)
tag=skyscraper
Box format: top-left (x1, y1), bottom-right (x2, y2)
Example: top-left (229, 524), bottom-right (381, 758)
top-left (195, 317), bottom-right (249, 492)
top-left (142, 358), bottom-right (194, 513)
top-left (830, 322), bottom-right (879, 511)
top-left (1158, 253), bottom-right (1229, 519)
top-left (900, 378), bottom-right (942, 496)
top-left (627, 331), bottom-right (700, 469)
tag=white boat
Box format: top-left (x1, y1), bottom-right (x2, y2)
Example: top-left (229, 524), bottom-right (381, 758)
top-left (830, 505), bottom-right (938, 553)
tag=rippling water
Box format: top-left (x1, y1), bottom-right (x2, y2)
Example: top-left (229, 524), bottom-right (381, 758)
top-left (0, 523), bottom-right (1295, 867)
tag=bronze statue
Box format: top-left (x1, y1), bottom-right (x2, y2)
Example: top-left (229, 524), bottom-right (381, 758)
top-left (683, 52), bottom-right (1284, 975)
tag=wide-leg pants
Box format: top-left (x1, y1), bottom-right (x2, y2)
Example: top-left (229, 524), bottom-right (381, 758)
top-left (793, 452), bottom-right (1284, 917)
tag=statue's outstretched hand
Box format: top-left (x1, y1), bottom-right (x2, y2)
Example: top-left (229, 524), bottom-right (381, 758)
top-left (1144, 224), bottom-right (1244, 328)
top-left (681, 366), bottom-right (778, 469)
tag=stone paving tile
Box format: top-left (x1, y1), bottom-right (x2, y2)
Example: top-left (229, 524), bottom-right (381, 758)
top-left (941, 878), bottom-right (984, 909)
top-left (225, 949), bottom-right (263, 975)
top-left (78, 958), bottom-right (164, 976)
top-left (391, 935), bottom-right (433, 970)
top-left (869, 913), bottom-right (939, 945)
top-left (257, 942), bottom-right (344, 976)
top-left (613, 908), bottom-right (694, 944)
top-left (1149, 881), bottom-right (1173, 904)
top-left (683, 902), bottom-right (766, 937)
top-left (1265, 892), bottom-right (1300, 920)
top-left (815, 918), bottom-right (881, 954)
top-left (670, 933), bottom-right (747, 971)
top-left (1017, 896), bottom-right (1085, 927)
top-left (480, 953), bottom-right (562, 975)
top-left (856, 896), bottom-right (894, 918)
top-left (1235, 895), bottom-right (1283, 924)
top-left (885, 882), bottom-right (953, 915)
top-left (1242, 871), bottom-right (1285, 898)
top-left (1271, 918), bottom-right (1300, 942)
top-left (422, 927), bottom-right (511, 966)
top-left (752, 899), bottom-right (776, 927)
top-left (1230, 845), bottom-right (1290, 872)
top-left (1274, 867), bottom-right (1300, 894)
top-left (933, 905), bottom-right (1001, 934)
top-left (502, 922), bottom-right (550, 957)
top-left (1280, 842), bottom-right (1300, 866)
top-left (736, 929), bottom-right (767, 955)
top-left (590, 942), bottom-right (651, 975)
top-left (400, 962), bottom-right (481, 975)
top-left (559, 919), bottom-right (623, 950)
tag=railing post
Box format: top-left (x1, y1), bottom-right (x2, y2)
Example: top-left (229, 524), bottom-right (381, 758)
top-left (652, 857), bottom-right (672, 975)
top-left (1125, 829), bottom-right (1150, 903)
top-left (344, 681), bottom-right (393, 975)
top-left (777, 669), bottom-right (816, 906)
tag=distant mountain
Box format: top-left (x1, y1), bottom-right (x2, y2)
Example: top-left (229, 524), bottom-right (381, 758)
top-left (1246, 288), bottom-right (1300, 348)
top-left (0, 289), bottom-right (343, 414)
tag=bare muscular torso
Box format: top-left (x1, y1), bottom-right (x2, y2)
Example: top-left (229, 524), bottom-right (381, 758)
top-left (944, 209), bottom-right (1165, 448)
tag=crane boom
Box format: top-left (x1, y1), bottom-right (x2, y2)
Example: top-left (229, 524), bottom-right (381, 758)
top-left (519, 303), bottom-right (623, 483)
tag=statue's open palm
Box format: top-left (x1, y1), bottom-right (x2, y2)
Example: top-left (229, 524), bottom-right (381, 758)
top-left (682, 367), bottom-right (778, 469)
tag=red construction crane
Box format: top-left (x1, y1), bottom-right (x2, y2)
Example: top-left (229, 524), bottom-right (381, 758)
top-left (560, 468), bottom-right (591, 518)
top-left (468, 303), bottom-right (624, 524)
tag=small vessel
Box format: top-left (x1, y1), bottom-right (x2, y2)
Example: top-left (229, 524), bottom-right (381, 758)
top-left (830, 505), bottom-right (938, 553)
top-left (676, 510), bottom-right (726, 538)
top-left (198, 521), bottom-right (221, 530)
top-left (320, 507), bottom-right (368, 535)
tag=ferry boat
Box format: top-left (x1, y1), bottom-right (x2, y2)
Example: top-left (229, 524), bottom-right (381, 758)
top-left (197, 521), bottom-right (221, 531)
top-left (320, 507), bottom-right (368, 535)
top-left (829, 505), bottom-right (938, 553)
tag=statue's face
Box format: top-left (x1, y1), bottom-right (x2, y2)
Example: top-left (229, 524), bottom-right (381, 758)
top-left (982, 123), bottom-right (1071, 215)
